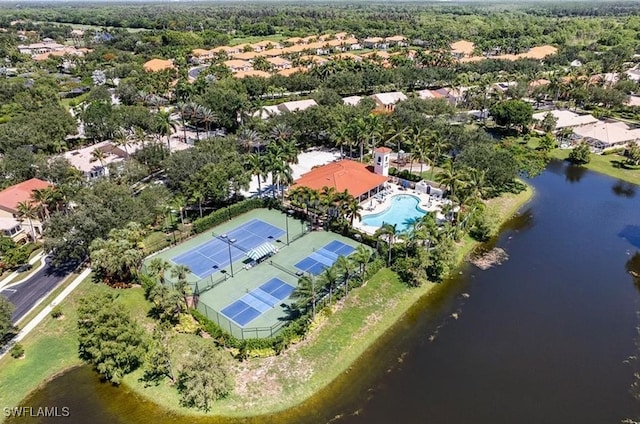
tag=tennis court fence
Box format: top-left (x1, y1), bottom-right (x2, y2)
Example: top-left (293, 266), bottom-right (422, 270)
top-left (196, 302), bottom-right (287, 339)
top-left (194, 273), bottom-right (229, 296)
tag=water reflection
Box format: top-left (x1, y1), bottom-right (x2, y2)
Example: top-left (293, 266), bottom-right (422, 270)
top-left (564, 164), bottom-right (588, 183)
top-left (619, 226), bottom-right (640, 249)
top-left (613, 180), bottom-right (637, 198)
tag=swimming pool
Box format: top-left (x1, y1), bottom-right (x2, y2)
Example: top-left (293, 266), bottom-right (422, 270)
top-left (361, 194), bottom-right (427, 231)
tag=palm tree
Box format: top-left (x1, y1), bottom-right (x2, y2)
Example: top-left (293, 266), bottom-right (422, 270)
top-left (335, 255), bottom-right (355, 296)
top-left (343, 196), bottom-right (362, 225)
top-left (16, 201), bottom-right (38, 241)
top-left (269, 123), bottom-right (294, 144)
top-left (199, 106), bottom-right (217, 136)
top-left (30, 187), bottom-right (56, 221)
top-left (171, 264), bottom-right (192, 309)
top-left (155, 110), bottom-right (177, 152)
top-left (171, 195), bottom-right (187, 226)
top-left (147, 257), bottom-right (172, 285)
top-left (188, 183), bottom-right (206, 218)
top-left (436, 160), bottom-right (466, 197)
top-left (175, 102), bottom-right (190, 142)
top-left (246, 153), bottom-right (266, 197)
top-left (237, 128), bottom-right (262, 153)
top-left (90, 148), bottom-right (107, 171)
top-left (292, 274), bottom-right (318, 318)
top-left (318, 265), bottom-right (339, 306)
top-left (351, 245), bottom-right (372, 277)
top-left (375, 223), bottom-right (398, 266)
top-left (112, 128), bottom-right (130, 156)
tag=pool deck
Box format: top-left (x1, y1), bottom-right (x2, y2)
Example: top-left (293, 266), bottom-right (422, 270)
top-left (354, 183), bottom-right (449, 234)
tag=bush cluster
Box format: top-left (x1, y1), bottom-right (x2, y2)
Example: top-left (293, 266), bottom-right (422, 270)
top-left (192, 198), bottom-right (265, 234)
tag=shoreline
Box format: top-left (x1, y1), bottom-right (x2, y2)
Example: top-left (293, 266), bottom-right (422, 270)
top-left (0, 183), bottom-right (534, 422)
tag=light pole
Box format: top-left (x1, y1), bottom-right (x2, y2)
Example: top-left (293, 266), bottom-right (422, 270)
top-left (285, 210), bottom-right (293, 245)
top-left (218, 233), bottom-right (234, 277)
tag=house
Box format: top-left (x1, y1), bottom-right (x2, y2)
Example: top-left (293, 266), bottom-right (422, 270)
top-left (233, 51), bottom-right (261, 61)
top-left (233, 70), bottom-right (271, 79)
top-left (254, 105), bottom-right (282, 120)
top-left (361, 51), bottom-right (391, 61)
top-left (191, 48), bottom-right (214, 62)
top-left (0, 178), bottom-right (53, 242)
top-left (291, 160), bottom-right (388, 202)
top-left (277, 67), bottom-right (306, 77)
top-left (417, 89), bottom-right (436, 100)
top-left (532, 110), bottom-right (598, 131)
top-left (362, 37), bottom-right (385, 49)
top-left (451, 40), bottom-right (475, 59)
top-left (17, 41), bottom-right (66, 56)
top-left (64, 140), bottom-right (130, 179)
top-left (572, 121), bottom-right (640, 151)
top-left (250, 40), bottom-right (281, 52)
top-left (143, 58), bottom-right (175, 73)
top-left (278, 99), bottom-right (318, 113)
top-left (266, 57), bottom-right (292, 70)
top-left (385, 35), bottom-right (407, 47)
top-left (333, 53), bottom-right (362, 62)
top-left (262, 48), bottom-right (284, 58)
top-left (300, 55), bottom-right (329, 67)
top-left (224, 59), bottom-right (253, 73)
top-left (342, 96), bottom-right (363, 106)
top-left (371, 91), bottom-right (407, 111)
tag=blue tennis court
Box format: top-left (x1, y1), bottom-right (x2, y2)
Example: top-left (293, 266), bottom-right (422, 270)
top-left (221, 278), bottom-right (296, 327)
top-left (172, 219), bottom-right (285, 279)
top-left (294, 240), bottom-right (356, 276)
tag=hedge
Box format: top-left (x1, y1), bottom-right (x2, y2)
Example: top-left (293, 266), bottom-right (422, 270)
top-left (192, 198), bottom-right (265, 234)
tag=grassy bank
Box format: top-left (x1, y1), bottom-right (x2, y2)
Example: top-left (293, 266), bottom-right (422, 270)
top-left (550, 149), bottom-right (640, 186)
top-left (0, 184), bottom-right (534, 420)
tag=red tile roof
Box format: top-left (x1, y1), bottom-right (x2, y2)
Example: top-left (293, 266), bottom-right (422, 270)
top-left (0, 178), bottom-right (52, 213)
top-left (292, 160), bottom-right (388, 197)
top-left (375, 147), bottom-right (392, 153)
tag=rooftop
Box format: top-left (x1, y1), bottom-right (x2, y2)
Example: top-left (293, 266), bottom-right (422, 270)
top-left (292, 159), bottom-right (388, 197)
top-left (372, 91), bottom-right (408, 105)
top-left (451, 40), bottom-right (475, 55)
top-left (0, 178), bottom-right (52, 213)
top-left (143, 58), bottom-right (175, 72)
top-left (532, 110), bottom-right (599, 129)
top-left (573, 121), bottom-right (640, 146)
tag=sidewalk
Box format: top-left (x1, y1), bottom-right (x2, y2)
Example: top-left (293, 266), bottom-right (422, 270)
top-left (0, 252), bottom-right (46, 291)
top-left (0, 267), bottom-right (92, 360)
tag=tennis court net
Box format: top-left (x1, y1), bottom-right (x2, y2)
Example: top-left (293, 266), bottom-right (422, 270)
top-left (269, 261), bottom-right (301, 278)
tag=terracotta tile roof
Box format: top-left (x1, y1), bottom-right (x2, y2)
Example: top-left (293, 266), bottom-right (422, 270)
top-left (375, 147), bottom-right (392, 153)
top-left (233, 70), bottom-right (271, 79)
top-left (143, 58), bottom-right (175, 72)
top-left (277, 67), bottom-right (306, 77)
top-left (292, 159), bottom-right (388, 198)
top-left (233, 51), bottom-right (260, 60)
top-left (451, 40), bottom-right (475, 55)
top-left (0, 178), bottom-right (52, 213)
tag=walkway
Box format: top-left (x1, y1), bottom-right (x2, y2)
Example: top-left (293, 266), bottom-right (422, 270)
top-left (0, 267), bottom-right (92, 360)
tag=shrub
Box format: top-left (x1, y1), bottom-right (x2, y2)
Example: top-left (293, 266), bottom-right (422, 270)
top-left (50, 306), bottom-right (63, 319)
top-left (568, 143), bottom-right (591, 165)
top-left (10, 343), bottom-right (24, 359)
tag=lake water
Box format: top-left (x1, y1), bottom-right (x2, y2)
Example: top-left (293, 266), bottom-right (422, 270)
top-left (10, 161), bottom-right (640, 424)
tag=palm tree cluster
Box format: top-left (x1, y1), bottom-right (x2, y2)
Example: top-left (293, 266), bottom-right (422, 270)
top-left (292, 244), bottom-right (372, 318)
top-left (242, 123), bottom-right (299, 199)
top-left (176, 102), bottom-right (218, 142)
top-left (287, 186), bottom-right (362, 230)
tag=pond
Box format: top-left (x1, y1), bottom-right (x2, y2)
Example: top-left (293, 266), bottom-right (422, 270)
top-left (11, 160), bottom-right (640, 424)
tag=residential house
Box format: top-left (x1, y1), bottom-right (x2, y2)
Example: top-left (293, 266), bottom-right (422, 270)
top-left (233, 51), bottom-right (261, 61)
top-left (224, 59), bottom-right (253, 73)
top-left (430, 87), bottom-right (465, 105)
top-left (342, 96), bottom-right (363, 106)
top-left (300, 55), bottom-right (329, 67)
top-left (64, 140), bottom-right (130, 179)
top-left (278, 99), bottom-right (318, 113)
top-left (417, 89), bottom-right (436, 100)
top-left (233, 70), bottom-right (271, 79)
top-left (0, 178), bottom-right (52, 242)
top-left (385, 35), bottom-right (407, 47)
top-left (363, 37), bottom-right (385, 49)
top-left (277, 67), bottom-right (306, 77)
top-left (266, 57), bottom-right (292, 70)
top-left (143, 58), bottom-right (175, 73)
top-left (17, 40), bottom-right (66, 56)
top-left (371, 91), bottom-right (407, 112)
top-left (262, 48), bottom-right (284, 58)
top-left (333, 53), bottom-right (362, 62)
top-left (190, 48), bottom-right (214, 62)
top-left (573, 121), bottom-right (640, 151)
top-left (250, 40), bottom-right (282, 52)
top-left (450, 40), bottom-right (475, 59)
top-left (532, 110), bottom-right (598, 131)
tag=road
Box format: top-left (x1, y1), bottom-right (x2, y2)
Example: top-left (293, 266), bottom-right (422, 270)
top-left (0, 259), bottom-right (77, 323)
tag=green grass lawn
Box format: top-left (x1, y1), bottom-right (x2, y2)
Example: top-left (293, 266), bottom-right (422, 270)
top-left (550, 149), bottom-right (640, 186)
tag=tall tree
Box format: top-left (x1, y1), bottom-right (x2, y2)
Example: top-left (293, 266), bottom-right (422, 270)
top-left (177, 344), bottom-right (233, 411)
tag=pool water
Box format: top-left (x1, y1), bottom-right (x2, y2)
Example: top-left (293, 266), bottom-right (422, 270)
top-left (361, 194), bottom-right (427, 231)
